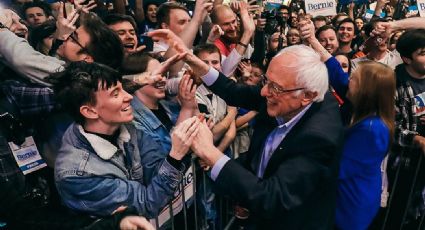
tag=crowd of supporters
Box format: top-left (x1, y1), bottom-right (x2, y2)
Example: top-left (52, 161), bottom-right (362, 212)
top-left (0, 0), bottom-right (425, 229)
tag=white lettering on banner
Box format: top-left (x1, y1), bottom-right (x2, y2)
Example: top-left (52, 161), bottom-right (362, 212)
top-left (304, 0), bottom-right (336, 17)
top-left (418, 0), bottom-right (425, 17)
top-left (150, 165), bottom-right (194, 228)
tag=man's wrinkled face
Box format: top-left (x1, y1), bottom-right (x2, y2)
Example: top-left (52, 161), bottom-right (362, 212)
top-left (260, 53), bottom-right (308, 120)
top-left (216, 9), bottom-right (240, 42)
top-left (164, 9), bottom-right (190, 35)
top-left (108, 21), bottom-right (137, 53)
top-left (57, 26), bottom-right (92, 62)
top-left (318, 28), bottom-right (339, 54)
top-left (337, 22), bottom-right (355, 44)
top-left (7, 10), bottom-right (29, 39)
top-left (25, 7), bottom-right (48, 27)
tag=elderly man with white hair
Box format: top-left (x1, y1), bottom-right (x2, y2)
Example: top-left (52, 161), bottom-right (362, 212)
top-left (148, 29), bottom-right (345, 229)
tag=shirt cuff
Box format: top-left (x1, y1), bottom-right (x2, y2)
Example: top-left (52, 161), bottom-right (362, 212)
top-left (210, 155), bottom-right (231, 181)
top-left (201, 67), bottom-right (219, 86)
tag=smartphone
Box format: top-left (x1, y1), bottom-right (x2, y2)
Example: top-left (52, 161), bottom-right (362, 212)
top-left (139, 35), bottom-right (154, 52)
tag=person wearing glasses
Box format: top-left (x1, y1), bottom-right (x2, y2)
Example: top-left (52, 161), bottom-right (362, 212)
top-left (148, 29), bottom-right (344, 229)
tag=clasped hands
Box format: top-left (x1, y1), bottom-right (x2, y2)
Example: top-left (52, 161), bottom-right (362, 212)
top-left (169, 114), bottom-right (219, 166)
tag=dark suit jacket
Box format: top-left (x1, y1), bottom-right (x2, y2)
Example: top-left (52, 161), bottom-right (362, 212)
top-left (207, 72), bottom-right (344, 229)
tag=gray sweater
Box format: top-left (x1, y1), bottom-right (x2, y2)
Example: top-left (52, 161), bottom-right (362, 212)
top-left (0, 30), bottom-right (65, 86)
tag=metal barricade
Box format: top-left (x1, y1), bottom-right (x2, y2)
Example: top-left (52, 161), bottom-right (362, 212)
top-left (151, 156), bottom-right (236, 230)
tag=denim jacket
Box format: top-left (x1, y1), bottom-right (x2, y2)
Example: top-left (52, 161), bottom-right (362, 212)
top-left (54, 123), bottom-right (183, 218)
top-left (131, 97), bottom-right (180, 154)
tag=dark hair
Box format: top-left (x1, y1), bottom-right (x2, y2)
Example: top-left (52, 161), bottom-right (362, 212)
top-left (22, 0), bottom-right (52, 19)
top-left (193, 43), bottom-right (222, 62)
top-left (313, 15), bottom-right (327, 23)
top-left (315, 25), bottom-right (336, 39)
top-left (103, 13), bottom-right (138, 33)
top-left (28, 19), bottom-right (56, 54)
top-left (332, 13), bottom-right (348, 27)
top-left (334, 52), bottom-right (352, 74)
top-left (156, 2), bottom-right (189, 27)
top-left (121, 52), bottom-right (154, 74)
top-left (51, 61), bottom-right (122, 124)
top-left (81, 13), bottom-right (124, 69)
top-left (337, 18), bottom-right (355, 30)
top-left (396, 29), bottom-right (425, 59)
top-left (278, 5), bottom-right (290, 12)
top-left (364, 18), bottom-right (387, 37)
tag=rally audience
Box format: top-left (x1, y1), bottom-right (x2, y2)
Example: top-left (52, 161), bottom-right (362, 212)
top-left (1, 0), bottom-right (425, 229)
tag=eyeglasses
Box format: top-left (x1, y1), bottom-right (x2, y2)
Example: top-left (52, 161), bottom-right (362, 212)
top-left (68, 31), bottom-right (90, 55)
top-left (263, 76), bottom-right (304, 96)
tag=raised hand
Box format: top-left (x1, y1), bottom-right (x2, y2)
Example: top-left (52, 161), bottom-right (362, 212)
top-left (55, 2), bottom-right (80, 40)
top-left (73, 0), bottom-right (97, 13)
top-left (178, 72), bottom-right (198, 110)
top-left (148, 29), bottom-right (189, 54)
top-left (193, 0), bottom-right (214, 23)
top-left (207, 24), bottom-right (224, 43)
top-left (170, 116), bottom-right (201, 160)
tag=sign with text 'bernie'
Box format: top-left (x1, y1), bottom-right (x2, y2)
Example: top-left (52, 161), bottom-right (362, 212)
top-left (304, 0), bottom-right (337, 17)
top-left (418, 0), bottom-right (425, 17)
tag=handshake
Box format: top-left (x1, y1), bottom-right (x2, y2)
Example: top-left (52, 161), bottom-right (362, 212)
top-left (169, 113), bottom-right (222, 167)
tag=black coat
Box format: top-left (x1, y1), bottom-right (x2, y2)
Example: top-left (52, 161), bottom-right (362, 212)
top-left (208, 72), bottom-right (344, 229)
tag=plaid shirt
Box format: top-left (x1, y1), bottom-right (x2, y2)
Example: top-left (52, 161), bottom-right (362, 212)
top-left (0, 80), bottom-right (55, 181)
top-left (1, 80), bottom-right (55, 116)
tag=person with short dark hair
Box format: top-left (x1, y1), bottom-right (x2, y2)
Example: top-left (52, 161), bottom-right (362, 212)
top-left (103, 13), bottom-right (140, 54)
top-left (385, 28), bottom-right (425, 229)
top-left (313, 15), bottom-right (327, 30)
top-left (336, 18), bottom-right (356, 58)
top-left (316, 25), bottom-right (339, 55)
top-left (22, 0), bottom-right (52, 28)
top-left (53, 61), bottom-right (200, 218)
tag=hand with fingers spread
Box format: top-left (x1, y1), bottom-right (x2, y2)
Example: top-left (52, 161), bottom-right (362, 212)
top-left (207, 24), bottom-right (224, 44)
top-left (73, 0), bottom-right (97, 13)
top-left (170, 116), bottom-right (201, 160)
top-left (239, 1), bottom-right (256, 35)
top-left (148, 29), bottom-right (189, 54)
top-left (178, 73), bottom-right (198, 111)
top-left (54, 2), bottom-right (80, 40)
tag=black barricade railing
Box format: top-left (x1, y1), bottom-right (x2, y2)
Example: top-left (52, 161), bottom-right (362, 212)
top-left (378, 149), bottom-right (425, 230)
top-left (150, 155), bottom-right (236, 230)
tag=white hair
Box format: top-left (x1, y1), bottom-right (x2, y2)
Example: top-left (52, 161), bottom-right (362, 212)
top-left (276, 45), bottom-right (328, 102)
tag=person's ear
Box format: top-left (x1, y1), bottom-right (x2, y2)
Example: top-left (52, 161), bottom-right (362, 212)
top-left (83, 55), bottom-right (94, 63)
top-left (301, 91), bottom-right (317, 106)
top-left (401, 56), bottom-right (412, 65)
top-left (80, 104), bottom-right (99, 120)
